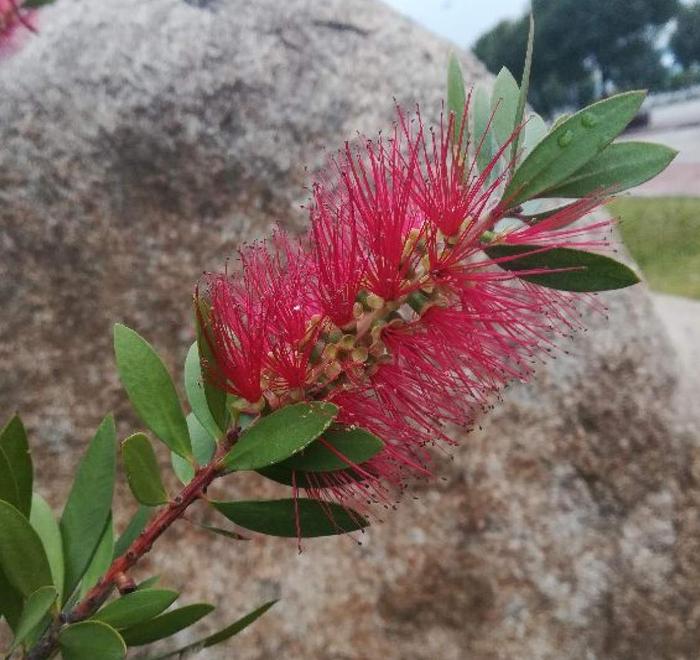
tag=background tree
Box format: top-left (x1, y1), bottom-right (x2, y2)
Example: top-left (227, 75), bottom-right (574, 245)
top-left (671, 2), bottom-right (700, 69)
top-left (474, 0), bottom-right (679, 116)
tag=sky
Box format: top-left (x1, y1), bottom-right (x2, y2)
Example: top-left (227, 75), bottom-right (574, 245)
top-left (381, 0), bottom-right (528, 47)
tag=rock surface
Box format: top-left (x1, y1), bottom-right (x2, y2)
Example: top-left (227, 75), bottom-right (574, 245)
top-left (0, 1), bottom-right (698, 658)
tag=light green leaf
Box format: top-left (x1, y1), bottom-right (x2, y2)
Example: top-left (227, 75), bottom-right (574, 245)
top-left (472, 83), bottom-right (497, 174)
top-left (224, 402), bottom-right (338, 471)
top-left (10, 585), bottom-right (58, 650)
top-left (185, 342), bottom-right (223, 442)
top-left (198, 523), bottom-right (249, 541)
top-left (93, 589), bottom-right (179, 630)
top-left (60, 415), bottom-right (116, 602)
top-left (483, 244), bottom-right (640, 291)
top-left (114, 324), bottom-right (191, 459)
top-left (148, 600), bottom-right (277, 659)
top-left (0, 415), bottom-right (32, 517)
top-left (447, 52), bottom-right (467, 145)
top-left (58, 620), bottom-right (126, 660)
top-left (505, 91), bottom-right (645, 206)
top-left (212, 499), bottom-right (369, 538)
top-left (122, 433), bottom-right (169, 506)
top-left (188, 413), bottom-right (216, 466)
top-left (30, 494), bottom-right (65, 604)
top-left (511, 13), bottom-right (535, 165)
top-left (542, 141), bottom-right (677, 197)
top-left (0, 500), bottom-right (53, 597)
top-left (79, 516), bottom-right (114, 598)
top-left (120, 603), bottom-right (215, 646)
top-left (171, 451), bottom-right (195, 485)
top-left (114, 506), bottom-right (152, 559)
top-left (490, 67), bottom-right (519, 147)
top-left (522, 113), bottom-right (547, 160)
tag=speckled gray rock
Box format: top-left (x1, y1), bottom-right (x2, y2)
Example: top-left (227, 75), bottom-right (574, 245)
top-left (0, 1), bottom-right (698, 658)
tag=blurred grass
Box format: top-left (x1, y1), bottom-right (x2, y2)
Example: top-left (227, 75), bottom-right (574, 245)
top-left (607, 196), bottom-right (700, 300)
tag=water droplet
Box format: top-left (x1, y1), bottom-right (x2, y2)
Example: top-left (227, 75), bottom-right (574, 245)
top-left (558, 129), bottom-right (573, 147)
top-left (581, 112), bottom-right (598, 128)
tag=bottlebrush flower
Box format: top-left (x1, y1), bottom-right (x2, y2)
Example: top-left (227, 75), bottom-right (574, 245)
top-left (0, 0), bottom-right (37, 57)
top-left (197, 102), bottom-right (613, 512)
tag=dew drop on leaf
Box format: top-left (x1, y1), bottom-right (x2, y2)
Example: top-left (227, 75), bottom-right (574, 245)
top-left (581, 112), bottom-right (598, 128)
top-left (558, 129), bottom-right (574, 147)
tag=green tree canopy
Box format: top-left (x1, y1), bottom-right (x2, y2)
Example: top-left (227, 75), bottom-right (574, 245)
top-left (671, 2), bottom-right (700, 68)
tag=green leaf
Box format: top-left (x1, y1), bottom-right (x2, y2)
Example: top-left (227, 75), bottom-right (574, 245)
top-left (60, 415), bottom-right (116, 602)
top-left (93, 589), bottom-right (179, 630)
top-left (511, 13), bottom-right (535, 165)
top-left (523, 113), bottom-right (547, 157)
top-left (0, 500), bottom-right (52, 596)
top-left (224, 402), bottom-right (338, 471)
top-left (542, 141), bottom-right (677, 197)
top-left (188, 413), bottom-right (216, 466)
top-left (483, 244), bottom-right (640, 291)
top-left (79, 516), bottom-right (114, 598)
top-left (520, 201), bottom-right (593, 226)
top-left (472, 83), bottom-right (497, 174)
top-left (30, 494), bottom-right (65, 603)
top-left (114, 506), bottom-right (152, 559)
top-left (198, 523), bottom-right (249, 541)
top-left (122, 433), bottom-right (169, 506)
top-left (447, 52), bottom-right (467, 145)
top-left (58, 620), bottom-right (126, 660)
top-left (0, 415), bottom-right (32, 517)
top-left (10, 585), bottom-right (58, 650)
top-left (120, 603), bottom-right (215, 646)
top-left (171, 451), bottom-right (195, 485)
top-left (148, 600), bottom-right (277, 659)
top-left (0, 447), bottom-right (20, 512)
top-left (490, 67), bottom-right (519, 147)
top-left (194, 301), bottom-right (230, 434)
top-left (137, 576), bottom-right (161, 590)
top-left (114, 324), bottom-right (191, 459)
top-left (21, 0), bottom-right (56, 7)
top-left (0, 567), bottom-right (23, 630)
top-left (277, 425), bottom-right (383, 472)
top-left (212, 499), bottom-right (369, 538)
top-left (185, 342), bottom-right (223, 442)
top-left (551, 113), bottom-right (571, 130)
top-left (505, 91), bottom-right (646, 207)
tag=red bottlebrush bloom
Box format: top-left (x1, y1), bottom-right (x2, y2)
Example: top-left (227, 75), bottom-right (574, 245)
top-left (0, 0), bottom-right (37, 57)
top-left (200, 101), bottom-right (617, 517)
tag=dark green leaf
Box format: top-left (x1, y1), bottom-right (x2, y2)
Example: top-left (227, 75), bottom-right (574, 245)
top-left (185, 342), bottom-right (223, 442)
top-left (505, 91), bottom-right (645, 206)
top-left (511, 13), bottom-right (535, 165)
top-left (30, 494), bottom-right (65, 603)
top-left (0, 447), bottom-right (20, 512)
top-left (484, 244), bottom-right (640, 291)
top-left (60, 415), bottom-right (116, 602)
top-left (519, 201), bottom-right (583, 225)
top-left (278, 425), bottom-right (383, 472)
top-left (114, 324), bottom-right (191, 459)
top-left (137, 576), bottom-right (161, 590)
top-left (11, 585), bottom-right (58, 649)
top-left (0, 500), bottom-right (53, 596)
top-left (149, 600), bottom-right (277, 659)
top-left (120, 603), bottom-right (215, 646)
top-left (224, 402), bottom-right (338, 471)
top-left (122, 433), bottom-right (168, 506)
top-left (21, 0), bottom-right (55, 7)
top-left (0, 415), bottom-right (32, 517)
top-left (212, 499), bottom-right (368, 538)
top-left (198, 523), bottom-right (249, 541)
top-left (490, 67), bottom-right (519, 147)
top-left (542, 141), bottom-right (677, 197)
top-left (447, 53), bottom-right (466, 145)
top-left (93, 589), bottom-right (179, 630)
top-left (0, 567), bottom-right (23, 631)
top-left (114, 506), bottom-right (152, 559)
top-left (58, 620), bottom-right (126, 660)
top-left (79, 516), bottom-right (114, 598)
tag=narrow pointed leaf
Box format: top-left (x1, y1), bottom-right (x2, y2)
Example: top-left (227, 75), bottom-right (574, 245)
top-left (0, 500), bottom-right (52, 596)
top-left (447, 52), bottom-right (466, 145)
top-left (0, 447), bottom-right (20, 512)
top-left (212, 499), bottom-right (368, 538)
top-left (472, 83), bottom-right (496, 174)
top-left (511, 13), bottom-right (535, 165)
top-left (490, 67), bottom-right (519, 147)
top-left (185, 342), bottom-right (223, 441)
top-left (542, 141), bottom-right (677, 197)
top-left (278, 426), bottom-right (383, 472)
top-left (0, 568), bottom-right (23, 631)
top-left (122, 433), bottom-right (168, 506)
top-left (79, 516), bottom-right (114, 598)
top-left (59, 620), bottom-right (126, 660)
top-left (120, 603), bottom-right (215, 646)
top-left (60, 415), bottom-right (116, 602)
top-left (114, 505), bottom-right (152, 559)
top-left (137, 576), bottom-right (161, 590)
top-left (114, 324), bottom-right (191, 459)
top-left (198, 523), bottom-right (249, 541)
top-left (505, 91), bottom-right (645, 206)
top-left (0, 415), bottom-right (32, 516)
top-left (149, 600), bottom-right (277, 659)
top-left (93, 589), bottom-right (179, 630)
top-left (11, 586), bottom-right (58, 649)
top-left (30, 494), bottom-right (65, 603)
top-left (224, 402), bottom-right (338, 471)
top-left (484, 244), bottom-right (640, 291)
